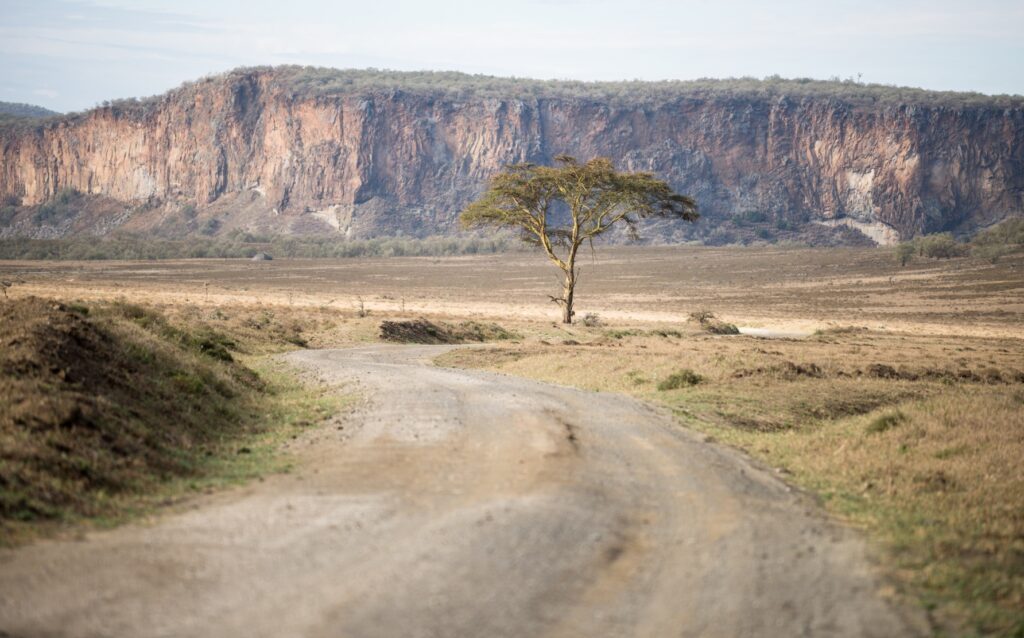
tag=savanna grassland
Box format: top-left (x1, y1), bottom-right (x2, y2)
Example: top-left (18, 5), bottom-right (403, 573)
top-left (2, 243), bottom-right (1022, 635)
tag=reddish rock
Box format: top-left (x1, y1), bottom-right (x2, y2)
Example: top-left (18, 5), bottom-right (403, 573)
top-left (1, 68), bottom-right (1021, 242)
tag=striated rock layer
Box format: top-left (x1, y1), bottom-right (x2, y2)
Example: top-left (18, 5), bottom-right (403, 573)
top-left (1, 68), bottom-right (1022, 243)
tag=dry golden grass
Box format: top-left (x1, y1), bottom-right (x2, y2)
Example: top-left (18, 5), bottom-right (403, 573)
top-left (2, 244), bottom-right (1021, 337)
top-left (438, 326), bottom-right (1024, 637)
top-left (3, 245), bottom-right (1022, 634)
top-left (0, 297), bottom-right (355, 545)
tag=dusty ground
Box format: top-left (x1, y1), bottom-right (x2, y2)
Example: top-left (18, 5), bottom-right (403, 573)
top-left (0, 346), bottom-right (927, 638)
top-left (1, 245), bottom-right (1021, 635)
top-left (2, 245), bottom-right (1021, 337)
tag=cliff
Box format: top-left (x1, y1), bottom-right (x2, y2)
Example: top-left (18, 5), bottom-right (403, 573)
top-left (2, 67), bottom-right (1022, 244)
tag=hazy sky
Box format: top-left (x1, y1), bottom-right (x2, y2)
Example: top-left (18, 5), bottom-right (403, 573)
top-left (2, 0), bottom-right (1022, 112)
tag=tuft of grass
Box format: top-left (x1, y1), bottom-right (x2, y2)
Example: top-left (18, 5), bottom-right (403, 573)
top-left (657, 369), bottom-right (704, 390)
top-left (865, 410), bottom-right (907, 433)
top-left (652, 328), bottom-right (683, 338)
top-left (606, 328), bottom-right (644, 339)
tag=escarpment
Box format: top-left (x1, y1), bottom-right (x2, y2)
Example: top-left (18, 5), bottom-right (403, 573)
top-left (2, 67), bottom-right (1021, 244)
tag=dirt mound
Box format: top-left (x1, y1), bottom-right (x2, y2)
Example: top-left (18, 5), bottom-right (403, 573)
top-left (1, 298), bottom-right (262, 533)
top-left (380, 319), bottom-right (517, 344)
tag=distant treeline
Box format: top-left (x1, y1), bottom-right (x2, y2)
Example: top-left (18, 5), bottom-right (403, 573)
top-left (894, 219), bottom-right (1024, 265)
top-left (0, 233), bottom-right (523, 261)
top-left (265, 66), bottom-right (1023, 107)
top-left (0, 101), bottom-right (60, 120)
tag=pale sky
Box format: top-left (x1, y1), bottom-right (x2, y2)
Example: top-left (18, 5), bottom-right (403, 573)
top-left (2, 0), bottom-right (1023, 112)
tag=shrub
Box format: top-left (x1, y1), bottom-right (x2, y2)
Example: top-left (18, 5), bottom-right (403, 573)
top-left (972, 243), bottom-right (1012, 264)
top-left (658, 369), bottom-right (704, 390)
top-left (913, 233), bottom-right (968, 259)
top-left (581, 313), bottom-right (602, 327)
top-left (971, 218), bottom-right (1024, 247)
top-left (895, 242), bottom-right (914, 266)
top-left (0, 206), bottom-right (16, 226)
top-left (31, 188), bottom-right (82, 226)
top-left (689, 310), bottom-right (739, 335)
top-left (200, 218), bottom-right (221, 236)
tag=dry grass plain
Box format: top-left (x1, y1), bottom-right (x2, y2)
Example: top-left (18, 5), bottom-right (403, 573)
top-left (2, 244), bottom-right (1022, 636)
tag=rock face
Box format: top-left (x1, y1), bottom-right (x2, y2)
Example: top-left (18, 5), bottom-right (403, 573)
top-left (1, 68), bottom-right (1022, 244)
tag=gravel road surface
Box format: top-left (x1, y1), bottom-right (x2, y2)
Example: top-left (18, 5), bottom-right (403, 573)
top-left (0, 345), bottom-right (926, 637)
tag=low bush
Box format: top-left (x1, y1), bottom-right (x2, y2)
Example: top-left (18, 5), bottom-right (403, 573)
top-left (971, 218), bottom-right (1024, 247)
top-left (657, 369), bottom-right (704, 390)
top-left (972, 243), bottom-right (1012, 264)
top-left (689, 310), bottom-right (739, 335)
top-left (913, 233), bottom-right (968, 259)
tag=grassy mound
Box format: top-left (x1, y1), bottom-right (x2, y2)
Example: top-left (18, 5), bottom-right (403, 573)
top-left (379, 319), bottom-right (517, 344)
top-left (0, 298), bottom-right (269, 534)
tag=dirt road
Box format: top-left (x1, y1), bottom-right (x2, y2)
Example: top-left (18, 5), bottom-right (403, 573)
top-left (0, 346), bottom-right (926, 637)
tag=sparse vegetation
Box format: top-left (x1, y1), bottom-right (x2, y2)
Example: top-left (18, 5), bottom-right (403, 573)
top-left (90, 67), bottom-right (1024, 117)
top-left (32, 188), bottom-right (83, 226)
top-left (0, 233), bottom-right (521, 260)
top-left (893, 220), bottom-right (1024, 267)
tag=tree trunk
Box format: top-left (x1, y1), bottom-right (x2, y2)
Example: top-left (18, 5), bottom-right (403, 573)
top-left (561, 278), bottom-right (574, 323)
top-left (560, 243), bottom-right (580, 324)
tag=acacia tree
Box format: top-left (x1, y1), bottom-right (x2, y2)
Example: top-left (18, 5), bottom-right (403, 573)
top-left (460, 155), bottom-right (698, 323)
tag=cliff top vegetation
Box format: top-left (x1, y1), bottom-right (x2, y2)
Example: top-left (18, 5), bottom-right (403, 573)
top-left (4, 66), bottom-right (1022, 131)
top-left (259, 66), bottom-right (1024, 107)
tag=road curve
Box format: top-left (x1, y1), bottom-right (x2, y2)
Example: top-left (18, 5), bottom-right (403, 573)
top-left (0, 345), bottom-right (926, 637)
